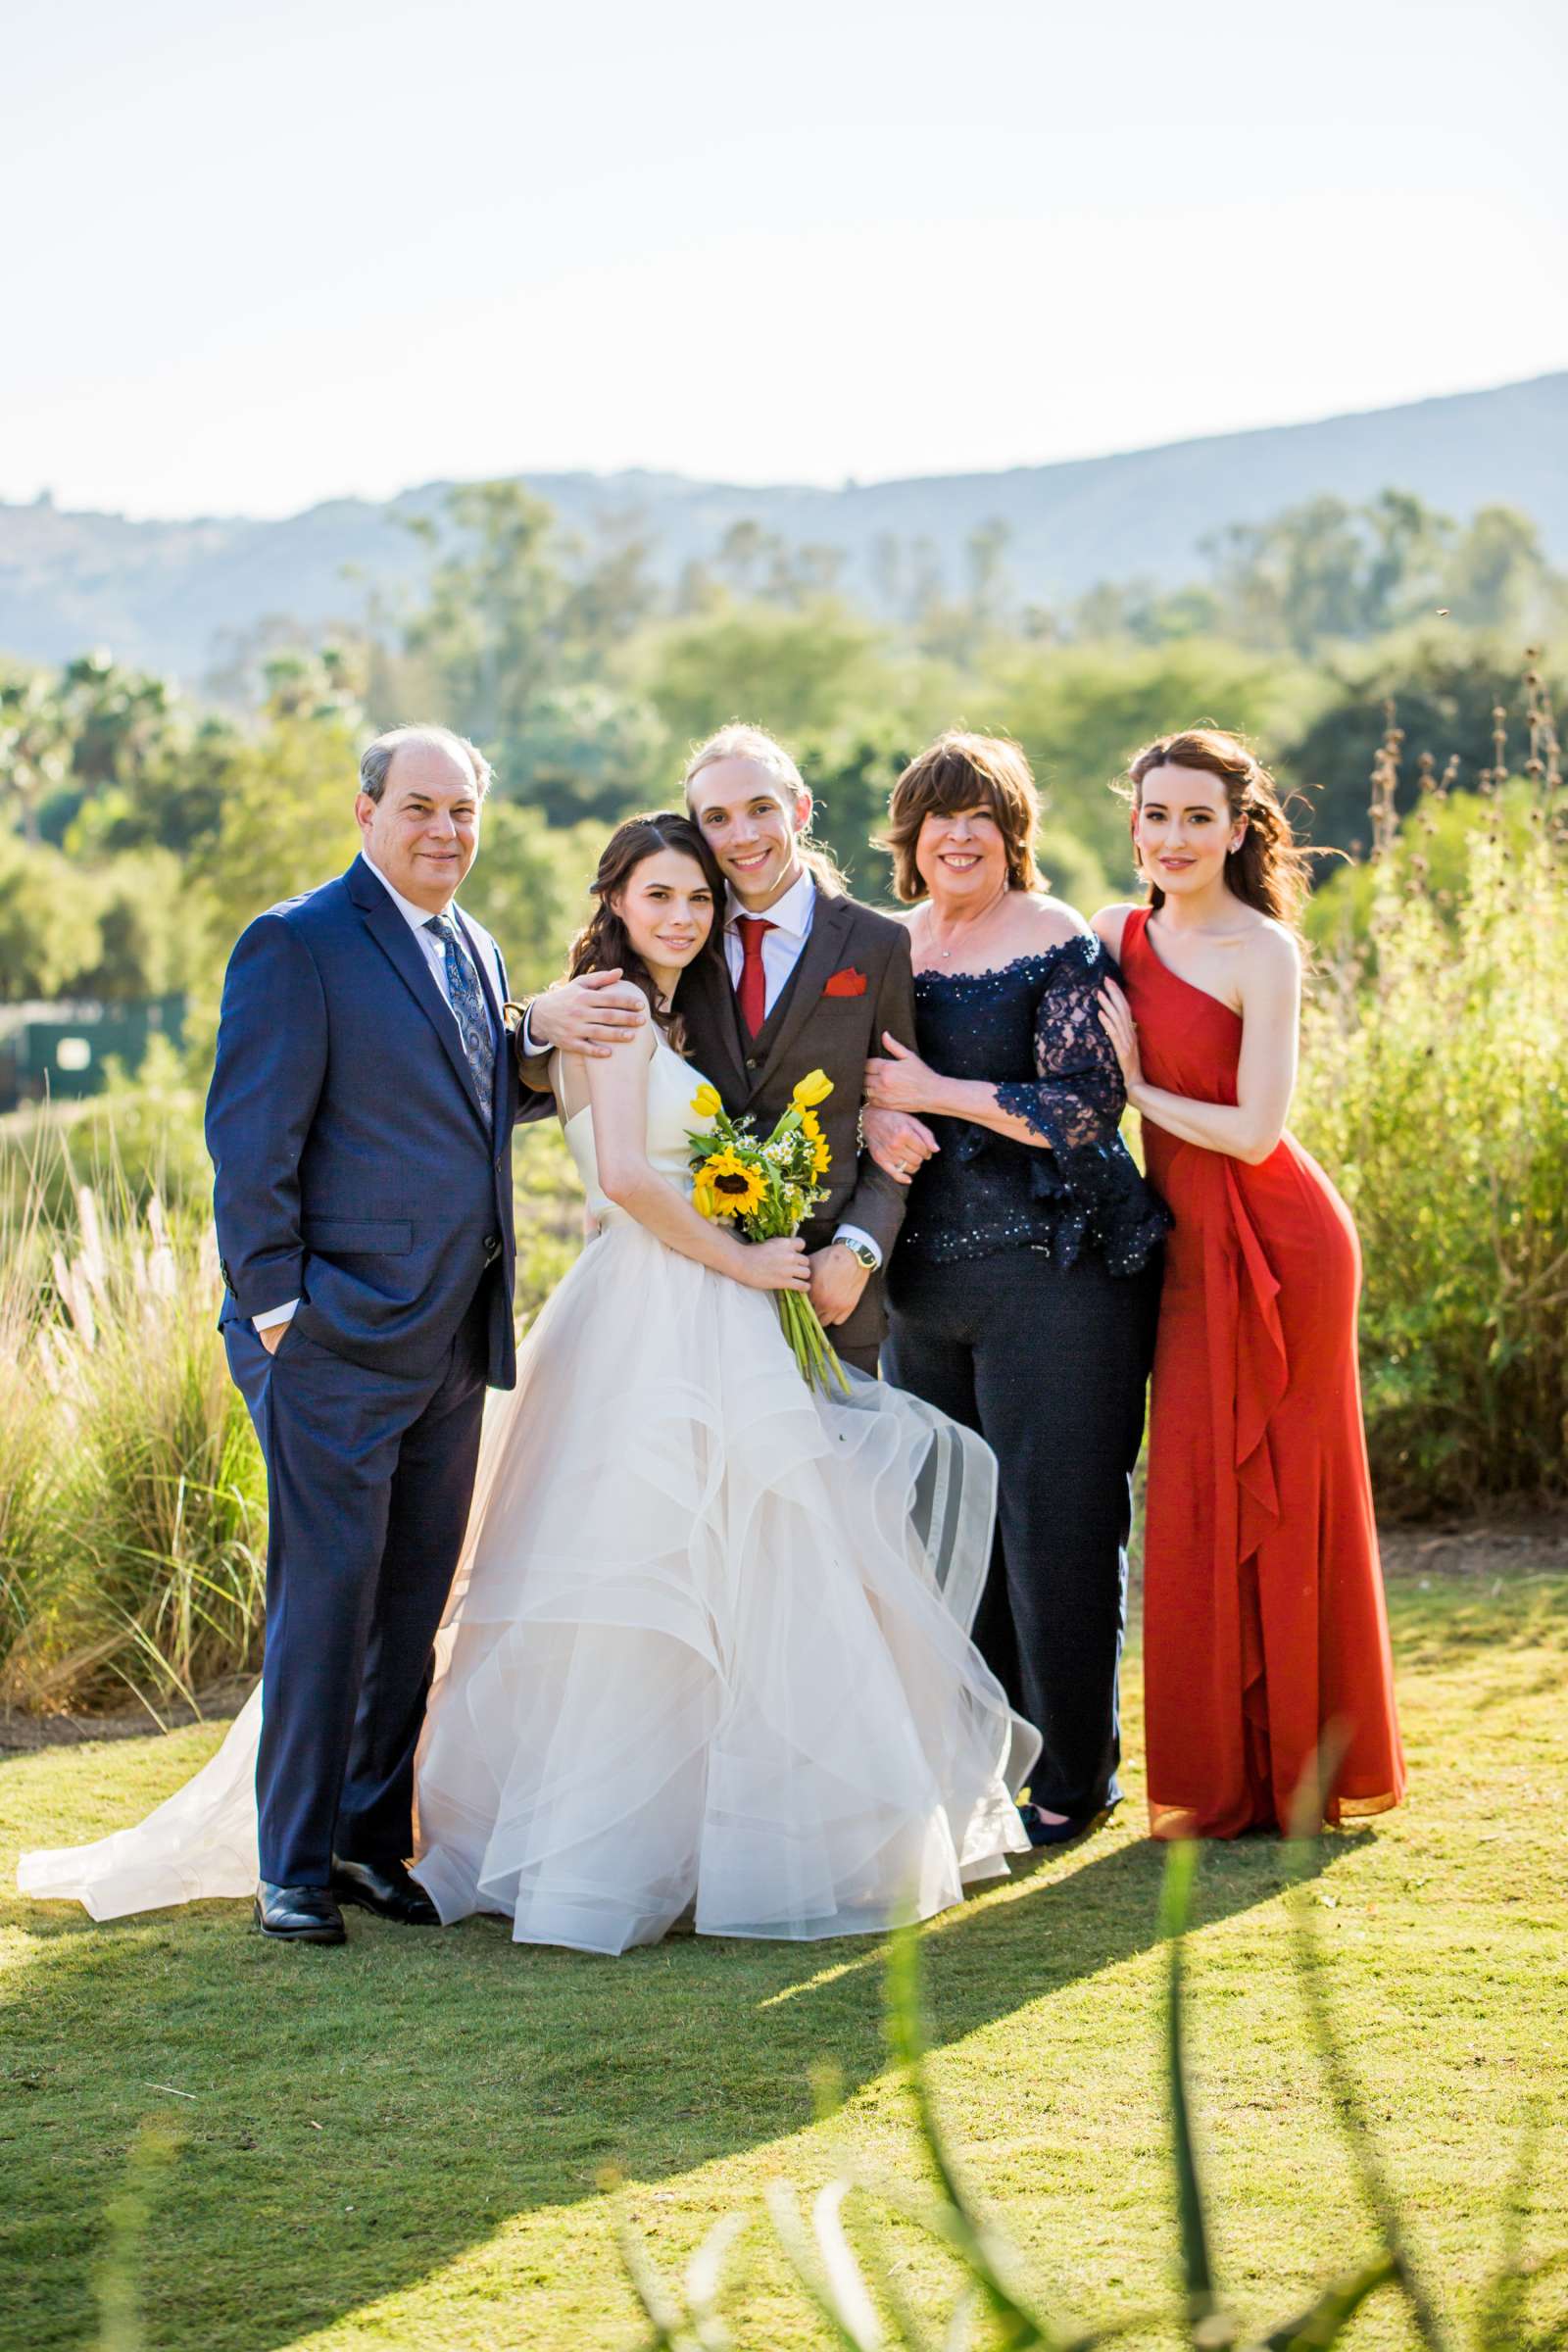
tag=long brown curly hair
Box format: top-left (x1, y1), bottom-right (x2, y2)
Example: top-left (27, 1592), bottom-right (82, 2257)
top-left (1124, 728), bottom-right (1312, 932)
top-left (565, 812), bottom-right (727, 1053)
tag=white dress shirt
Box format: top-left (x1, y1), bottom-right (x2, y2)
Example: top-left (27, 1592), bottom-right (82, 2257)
top-left (721, 863), bottom-right (818, 1017)
top-left (724, 868), bottom-right (880, 1269)
top-left (363, 852), bottom-right (507, 1012)
top-left (254, 856), bottom-right (503, 1333)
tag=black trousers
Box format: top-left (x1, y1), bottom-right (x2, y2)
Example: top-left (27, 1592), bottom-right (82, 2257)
top-left (227, 1279), bottom-right (493, 1886)
top-left (883, 1244), bottom-right (1160, 1817)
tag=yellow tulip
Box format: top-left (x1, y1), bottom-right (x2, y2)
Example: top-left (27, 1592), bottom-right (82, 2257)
top-left (691, 1083), bottom-right (722, 1119)
top-left (791, 1068), bottom-right (833, 1110)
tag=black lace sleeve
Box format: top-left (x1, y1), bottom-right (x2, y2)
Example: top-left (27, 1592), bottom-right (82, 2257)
top-left (989, 937), bottom-right (1170, 1275)
top-left (994, 936), bottom-right (1126, 1157)
top-left (897, 937), bottom-right (1169, 1273)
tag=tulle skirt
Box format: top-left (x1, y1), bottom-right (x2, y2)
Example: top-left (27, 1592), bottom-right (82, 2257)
top-left (17, 1690), bottom-right (263, 1921)
top-left (19, 1215), bottom-right (1037, 1949)
top-left (413, 1214), bottom-right (1036, 1951)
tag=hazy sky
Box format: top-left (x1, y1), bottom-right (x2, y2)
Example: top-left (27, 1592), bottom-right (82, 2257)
top-left (7, 0), bottom-right (1564, 517)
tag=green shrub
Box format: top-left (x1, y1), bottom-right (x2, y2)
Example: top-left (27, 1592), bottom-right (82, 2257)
top-left (0, 1167), bottom-right (266, 1713)
top-left (0, 832), bottom-right (104, 1000)
top-left (1295, 704), bottom-right (1568, 1513)
top-left (0, 1037), bottom-right (213, 1228)
top-left (0, 1094), bottom-right (587, 1713)
top-left (0, 1152), bottom-right (64, 1682)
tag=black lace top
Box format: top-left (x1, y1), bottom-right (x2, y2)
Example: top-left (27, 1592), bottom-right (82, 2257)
top-left (895, 936), bottom-right (1170, 1273)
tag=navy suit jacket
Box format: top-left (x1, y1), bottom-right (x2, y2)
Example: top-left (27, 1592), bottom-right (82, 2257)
top-left (206, 856), bottom-right (523, 1388)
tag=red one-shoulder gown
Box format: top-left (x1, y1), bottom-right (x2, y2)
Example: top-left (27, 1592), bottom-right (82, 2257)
top-left (1121, 908), bottom-right (1406, 1838)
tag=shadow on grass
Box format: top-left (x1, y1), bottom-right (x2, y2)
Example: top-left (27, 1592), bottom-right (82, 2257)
top-left (0, 1810), bottom-right (1357, 2352)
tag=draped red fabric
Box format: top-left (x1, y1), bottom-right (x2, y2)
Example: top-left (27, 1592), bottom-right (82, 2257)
top-left (1121, 907), bottom-right (1406, 1838)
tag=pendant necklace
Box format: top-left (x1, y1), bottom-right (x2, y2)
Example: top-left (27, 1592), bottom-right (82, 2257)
top-left (925, 885), bottom-right (1010, 962)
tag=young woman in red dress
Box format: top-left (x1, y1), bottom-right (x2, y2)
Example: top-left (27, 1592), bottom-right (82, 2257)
top-left (1094, 729), bottom-right (1405, 1839)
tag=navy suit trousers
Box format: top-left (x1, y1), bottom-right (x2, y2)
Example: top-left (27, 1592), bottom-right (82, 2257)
top-left (228, 1279), bottom-right (492, 1886)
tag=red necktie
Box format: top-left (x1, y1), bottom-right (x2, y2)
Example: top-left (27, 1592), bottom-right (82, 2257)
top-left (736, 916), bottom-right (775, 1038)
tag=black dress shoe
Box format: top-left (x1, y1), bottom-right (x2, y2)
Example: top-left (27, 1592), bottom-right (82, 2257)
top-left (253, 1881), bottom-right (346, 1943)
top-left (330, 1853), bottom-right (441, 1926)
top-left (1019, 1799), bottom-right (1117, 1850)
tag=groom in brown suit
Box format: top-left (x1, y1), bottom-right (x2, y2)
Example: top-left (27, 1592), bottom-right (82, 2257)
top-left (677, 724), bottom-right (916, 1375)
top-left (519, 724), bottom-right (915, 1373)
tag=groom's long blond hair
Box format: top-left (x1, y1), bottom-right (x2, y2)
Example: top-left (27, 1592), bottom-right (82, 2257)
top-left (681, 723), bottom-right (848, 897)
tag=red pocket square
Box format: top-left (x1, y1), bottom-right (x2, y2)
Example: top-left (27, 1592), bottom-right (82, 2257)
top-left (823, 966), bottom-right (868, 999)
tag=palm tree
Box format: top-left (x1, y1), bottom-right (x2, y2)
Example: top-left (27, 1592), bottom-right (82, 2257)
top-left (0, 673), bottom-right (72, 845)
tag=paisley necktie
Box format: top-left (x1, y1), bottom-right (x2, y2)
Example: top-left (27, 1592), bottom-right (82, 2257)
top-left (425, 914), bottom-right (496, 1131)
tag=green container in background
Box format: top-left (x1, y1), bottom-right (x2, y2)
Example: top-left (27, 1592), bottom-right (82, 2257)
top-left (0, 995), bottom-right (186, 1112)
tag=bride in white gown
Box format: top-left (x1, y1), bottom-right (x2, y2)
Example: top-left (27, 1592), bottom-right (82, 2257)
top-left (21, 815), bottom-right (1038, 1952)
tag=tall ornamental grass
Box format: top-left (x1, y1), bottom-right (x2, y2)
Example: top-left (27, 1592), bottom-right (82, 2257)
top-left (0, 1158), bottom-right (265, 1716)
top-left (1296, 671), bottom-right (1568, 1514)
top-left (0, 1100), bottom-right (584, 1719)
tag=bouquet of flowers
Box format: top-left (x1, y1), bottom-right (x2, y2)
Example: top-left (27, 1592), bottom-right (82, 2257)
top-left (687, 1069), bottom-right (851, 1396)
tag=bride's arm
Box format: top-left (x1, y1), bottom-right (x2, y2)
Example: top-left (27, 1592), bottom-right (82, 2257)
top-left (582, 1040), bottom-right (812, 1295)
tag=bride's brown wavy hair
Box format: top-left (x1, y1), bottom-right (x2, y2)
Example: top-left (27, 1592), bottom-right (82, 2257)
top-left (565, 812), bottom-right (727, 1054)
top-left (1123, 728), bottom-right (1313, 932)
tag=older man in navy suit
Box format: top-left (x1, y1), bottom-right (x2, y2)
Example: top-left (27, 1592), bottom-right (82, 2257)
top-left (208, 724), bottom-right (645, 1942)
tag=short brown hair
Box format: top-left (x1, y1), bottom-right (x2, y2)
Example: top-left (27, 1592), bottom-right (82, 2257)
top-left (882, 731), bottom-right (1043, 904)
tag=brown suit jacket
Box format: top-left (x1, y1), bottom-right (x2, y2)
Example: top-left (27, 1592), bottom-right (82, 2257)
top-left (518, 884), bottom-right (916, 1360)
top-left (677, 884), bottom-right (916, 1358)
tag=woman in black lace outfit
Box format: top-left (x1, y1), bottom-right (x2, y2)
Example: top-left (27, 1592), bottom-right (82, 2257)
top-left (863, 734), bottom-right (1168, 1844)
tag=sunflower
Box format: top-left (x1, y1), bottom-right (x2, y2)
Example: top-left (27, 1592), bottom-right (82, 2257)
top-left (695, 1147), bottom-right (766, 1218)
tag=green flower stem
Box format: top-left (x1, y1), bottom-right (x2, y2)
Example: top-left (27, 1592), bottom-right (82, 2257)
top-left (778, 1292), bottom-right (851, 1396)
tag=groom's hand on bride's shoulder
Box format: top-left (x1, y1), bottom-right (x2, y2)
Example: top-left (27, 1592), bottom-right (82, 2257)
top-left (524, 970), bottom-right (651, 1059)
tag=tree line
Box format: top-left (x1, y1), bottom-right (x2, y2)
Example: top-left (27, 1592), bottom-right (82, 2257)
top-left (1, 478), bottom-right (1562, 1013)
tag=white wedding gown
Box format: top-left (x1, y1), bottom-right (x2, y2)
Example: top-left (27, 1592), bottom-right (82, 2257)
top-left (20, 1037), bottom-right (1038, 1951)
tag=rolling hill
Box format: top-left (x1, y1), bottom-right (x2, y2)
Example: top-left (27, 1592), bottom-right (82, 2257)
top-left (1, 371), bottom-right (1563, 683)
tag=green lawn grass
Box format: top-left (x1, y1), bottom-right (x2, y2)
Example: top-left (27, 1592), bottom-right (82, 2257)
top-left (2, 1548), bottom-right (1565, 2351)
